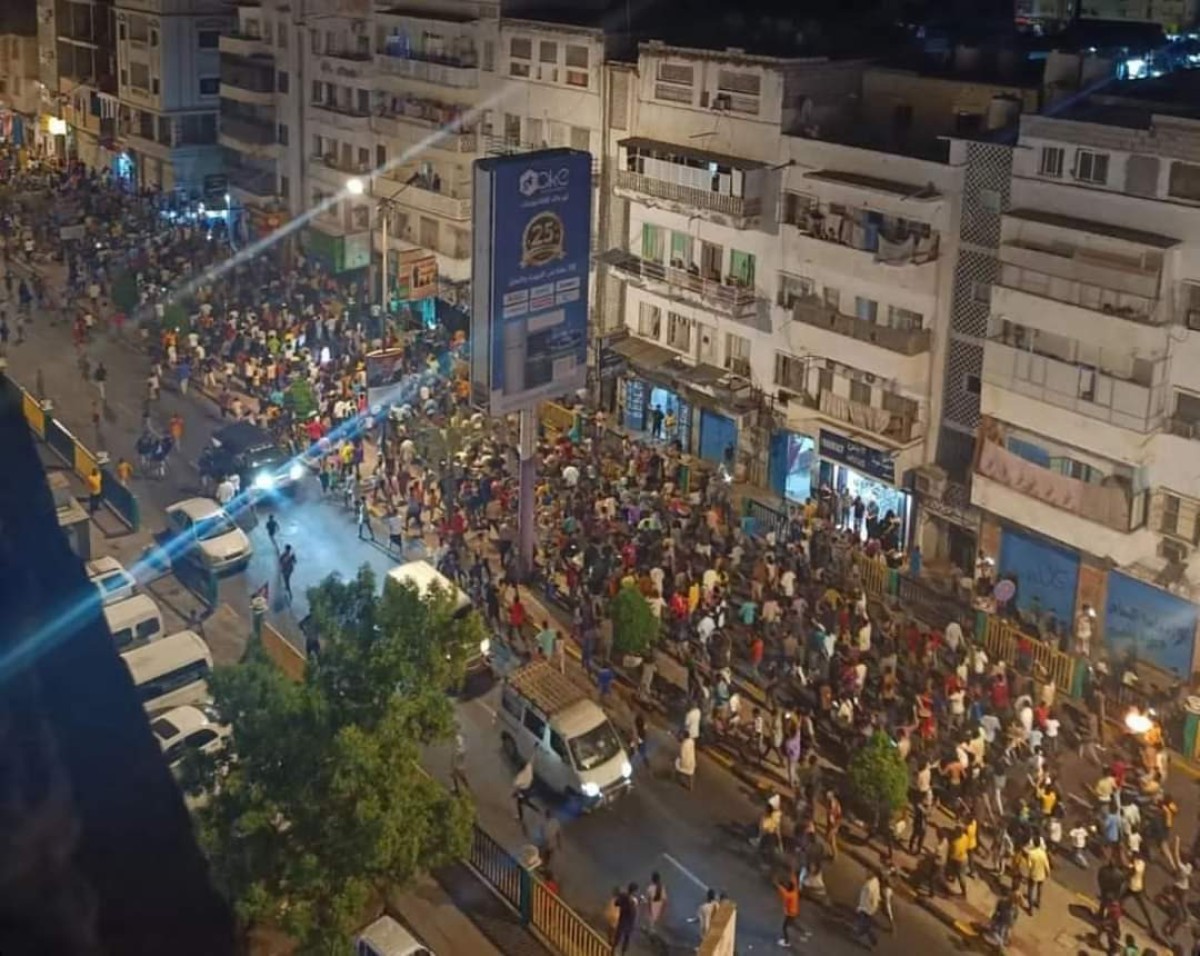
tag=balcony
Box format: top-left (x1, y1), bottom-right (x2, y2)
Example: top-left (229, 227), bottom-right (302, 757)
top-left (982, 338), bottom-right (1167, 435)
top-left (790, 294), bottom-right (931, 355)
top-left (372, 104), bottom-right (477, 152)
top-left (219, 63), bottom-right (274, 106)
top-left (598, 248), bottom-right (763, 322)
top-left (218, 116), bottom-right (277, 157)
top-left (972, 440), bottom-right (1150, 569)
top-left (376, 50), bottom-right (479, 89)
top-left (381, 175), bottom-right (470, 220)
top-left (614, 169), bottom-right (760, 226)
top-left (785, 388), bottom-right (921, 446)
top-left (309, 102), bottom-right (371, 134)
top-left (219, 32), bottom-right (271, 58)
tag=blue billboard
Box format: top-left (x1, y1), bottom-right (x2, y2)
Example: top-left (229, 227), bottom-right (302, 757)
top-left (1105, 571), bottom-right (1197, 676)
top-left (471, 149), bottom-right (592, 415)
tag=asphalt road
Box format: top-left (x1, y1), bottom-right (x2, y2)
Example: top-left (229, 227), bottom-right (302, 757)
top-left (3, 269), bottom-right (960, 956)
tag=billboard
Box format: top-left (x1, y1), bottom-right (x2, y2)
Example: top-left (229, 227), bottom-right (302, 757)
top-left (395, 249), bottom-right (438, 301)
top-left (365, 348), bottom-right (408, 411)
top-left (471, 149), bottom-right (591, 414)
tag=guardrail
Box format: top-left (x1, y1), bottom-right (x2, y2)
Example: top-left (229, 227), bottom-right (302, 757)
top-left (17, 383), bottom-right (140, 530)
top-left (977, 612), bottom-right (1080, 694)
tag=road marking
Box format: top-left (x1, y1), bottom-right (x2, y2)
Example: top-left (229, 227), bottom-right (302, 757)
top-left (473, 700), bottom-right (497, 719)
top-left (662, 852), bottom-right (709, 891)
top-left (954, 920), bottom-right (978, 937)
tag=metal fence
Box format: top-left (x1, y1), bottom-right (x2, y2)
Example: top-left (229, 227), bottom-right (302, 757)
top-left (742, 497), bottom-right (788, 539)
top-left (978, 613), bottom-right (1079, 694)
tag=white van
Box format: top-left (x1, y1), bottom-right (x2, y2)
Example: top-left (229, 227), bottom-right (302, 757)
top-left (86, 556), bottom-right (137, 606)
top-left (386, 560), bottom-right (489, 672)
top-left (355, 916), bottom-right (434, 956)
top-left (498, 661), bottom-right (632, 809)
top-left (103, 594), bottom-right (164, 651)
top-left (121, 629), bottom-right (213, 713)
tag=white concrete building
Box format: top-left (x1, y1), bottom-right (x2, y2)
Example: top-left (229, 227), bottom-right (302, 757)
top-left (598, 41), bottom-right (960, 542)
top-left (0, 33), bottom-right (41, 136)
top-left (968, 79), bottom-right (1200, 673)
top-left (113, 0), bottom-right (231, 193)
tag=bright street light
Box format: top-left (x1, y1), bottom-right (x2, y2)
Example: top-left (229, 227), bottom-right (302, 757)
top-left (346, 177), bottom-right (365, 195)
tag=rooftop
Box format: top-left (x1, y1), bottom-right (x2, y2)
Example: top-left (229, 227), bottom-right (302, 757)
top-left (1046, 71), bottom-right (1200, 127)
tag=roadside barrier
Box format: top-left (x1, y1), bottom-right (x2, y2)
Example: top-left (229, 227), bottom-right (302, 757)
top-left (17, 383), bottom-right (140, 530)
top-left (977, 612), bottom-right (1080, 695)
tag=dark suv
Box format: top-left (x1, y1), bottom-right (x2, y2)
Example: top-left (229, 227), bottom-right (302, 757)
top-left (201, 421), bottom-right (301, 495)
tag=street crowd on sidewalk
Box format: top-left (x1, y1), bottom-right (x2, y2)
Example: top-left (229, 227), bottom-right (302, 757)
top-left (3, 144), bottom-right (1197, 956)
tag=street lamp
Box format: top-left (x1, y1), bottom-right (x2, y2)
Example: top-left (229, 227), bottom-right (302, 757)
top-left (346, 176), bottom-right (366, 195)
top-left (347, 173), bottom-right (418, 315)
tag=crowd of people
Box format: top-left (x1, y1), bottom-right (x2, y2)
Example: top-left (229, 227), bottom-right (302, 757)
top-left (3, 146), bottom-right (1195, 955)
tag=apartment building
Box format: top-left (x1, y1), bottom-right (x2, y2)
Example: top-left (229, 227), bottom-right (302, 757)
top-left (965, 75), bottom-right (1200, 674)
top-left (0, 31), bottom-right (40, 142)
top-left (111, 0), bottom-right (231, 193)
top-left (36, 0), bottom-right (119, 164)
top-left (598, 41), bottom-right (960, 552)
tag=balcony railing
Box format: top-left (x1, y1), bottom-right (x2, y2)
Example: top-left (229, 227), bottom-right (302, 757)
top-left (322, 48), bottom-right (372, 62)
top-left (310, 102), bottom-right (371, 130)
top-left (790, 294), bottom-right (931, 355)
top-left (787, 388), bottom-right (920, 444)
top-left (382, 176), bottom-right (471, 220)
top-left (218, 116), bottom-right (275, 146)
top-left (598, 248), bottom-right (761, 319)
top-left (373, 109), bottom-right (477, 152)
top-left (228, 168), bottom-right (276, 199)
top-left (982, 338), bottom-right (1166, 432)
top-left (784, 208), bottom-right (939, 265)
top-left (219, 65), bottom-right (274, 93)
top-left (376, 51), bottom-right (479, 88)
top-left (976, 439), bottom-right (1138, 533)
top-left (1167, 415), bottom-right (1200, 440)
top-left (614, 169), bottom-right (760, 220)
top-left (311, 153), bottom-right (369, 176)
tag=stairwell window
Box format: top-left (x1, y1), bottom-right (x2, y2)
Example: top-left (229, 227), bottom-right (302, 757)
top-left (1074, 149), bottom-right (1110, 185)
top-left (637, 302), bottom-right (662, 340)
top-left (725, 333), bottom-right (751, 377)
top-left (1038, 146), bottom-right (1064, 178)
top-left (667, 312), bottom-right (692, 352)
top-left (509, 37), bottom-right (531, 77)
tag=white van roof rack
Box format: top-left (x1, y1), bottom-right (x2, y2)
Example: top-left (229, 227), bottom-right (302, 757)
top-left (507, 661), bottom-right (586, 716)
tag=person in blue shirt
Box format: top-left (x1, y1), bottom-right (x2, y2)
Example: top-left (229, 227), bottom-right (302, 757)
top-left (739, 599), bottom-right (758, 627)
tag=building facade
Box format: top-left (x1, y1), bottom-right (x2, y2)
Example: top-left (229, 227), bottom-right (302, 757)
top-left (967, 95), bottom-right (1200, 674)
top-left (0, 33), bottom-right (40, 142)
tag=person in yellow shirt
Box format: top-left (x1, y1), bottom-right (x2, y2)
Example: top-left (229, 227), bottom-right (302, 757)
top-left (687, 580), bottom-right (701, 613)
top-left (86, 467), bottom-right (103, 514)
top-left (947, 826), bottom-right (970, 896)
top-left (1025, 838), bottom-right (1051, 912)
top-left (964, 813), bottom-right (980, 878)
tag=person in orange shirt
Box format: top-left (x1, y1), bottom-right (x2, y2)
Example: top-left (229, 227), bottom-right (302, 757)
top-left (168, 413), bottom-right (184, 445)
top-left (775, 872), bottom-right (810, 947)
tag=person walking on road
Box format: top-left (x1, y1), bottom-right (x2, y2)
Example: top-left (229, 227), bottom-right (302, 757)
top-left (643, 871), bottom-right (667, 942)
top-left (279, 544), bottom-right (297, 600)
top-left (775, 871), bottom-right (810, 948)
top-left (265, 513), bottom-right (280, 549)
top-left (86, 467), bottom-right (102, 514)
top-left (450, 732), bottom-right (470, 796)
top-left (94, 361), bottom-right (108, 403)
top-left (1025, 837), bottom-right (1051, 913)
top-left (115, 456), bottom-right (133, 487)
top-left (853, 870), bottom-right (892, 948)
top-left (513, 758), bottom-right (535, 825)
top-left (357, 498), bottom-right (375, 542)
top-left (612, 882), bottom-right (639, 955)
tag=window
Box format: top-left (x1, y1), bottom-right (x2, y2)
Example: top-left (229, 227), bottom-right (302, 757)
top-left (357, 146), bottom-right (369, 168)
top-left (669, 231), bottom-right (693, 268)
top-left (667, 312), bottom-right (692, 352)
top-left (118, 22), bottom-right (126, 40)
top-left (725, 333), bottom-right (751, 377)
top-left (850, 380), bottom-right (872, 405)
top-left (1168, 161), bottom-right (1200, 202)
top-left (1074, 149), bottom-right (1109, 185)
top-left (130, 62), bottom-right (150, 90)
top-left (887, 305), bottom-right (923, 331)
top-left (120, 68), bottom-right (128, 87)
top-left (823, 287), bottom-right (840, 311)
top-left (965, 373), bottom-right (981, 394)
top-left (549, 732), bottom-right (570, 762)
top-left (641, 223), bottom-right (665, 262)
top-left (311, 79), bottom-right (321, 103)
top-left (279, 174), bottom-right (289, 198)
top-left (356, 88), bottom-right (368, 114)
top-left (565, 43), bottom-right (588, 87)
top-left (1038, 146), bottom-right (1064, 178)
top-left (419, 216), bottom-right (439, 250)
top-left (351, 205), bottom-right (369, 230)
top-left (697, 324), bottom-right (717, 363)
top-left (655, 61), bottom-right (694, 103)
top-left (522, 708), bottom-right (546, 740)
top-left (503, 113), bottom-right (521, 145)
top-left (501, 688), bottom-right (522, 720)
top-left (151, 77), bottom-right (159, 94)
top-left (198, 30), bottom-right (219, 48)
top-left (777, 273), bottom-right (814, 309)
top-left (277, 70), bottom-right (289, 93)
top-left (854, 296), bottom-right (878, 323)
top-left (539, 41), bottom-right (557, 63)
top-left (971, 281), bottom-right (992, 304)
top-left (775, 352), bottom-right (806, 392)
top-left (510, 37), bottom-right (532, 59)
top-left (782, 192), bottom-right (816, 228)
top-left (728, 249), bottom-right (755, 286)
top-left (150, 28), bottom-right (158, 47)
top-left (637, 302), bottom-right (662, 339)
top-left (199, 77), bottom-right (219, 95)
top-left (376, 144), bottom-right (386, 168)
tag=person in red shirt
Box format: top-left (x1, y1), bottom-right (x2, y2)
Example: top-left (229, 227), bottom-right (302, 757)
top-left (990, 672), bottom-right (1010, 711)
top-left (749, 636), bottom-right (765, 673)
top-left (508, 593), bottom-right (526, 643)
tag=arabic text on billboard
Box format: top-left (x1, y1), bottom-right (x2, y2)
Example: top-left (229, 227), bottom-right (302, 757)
top-left (486, 150), bottom-right (591, 415)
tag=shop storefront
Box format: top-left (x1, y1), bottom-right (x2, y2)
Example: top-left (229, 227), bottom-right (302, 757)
top-left (622, 377), bottom-right (694, 453)
top-left (768, 430), bottom-right (817, 503)
top-left (1104, 571), bottom-right (1198, 676)
top-left (817, 429), bottom-right (910, 547)
top-left (996, 528), bottom-right (1079, 640)
top-left (698, 408), bottom-right (738, 465)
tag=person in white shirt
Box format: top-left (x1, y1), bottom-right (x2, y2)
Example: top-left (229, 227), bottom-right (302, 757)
top-left (780, 568), bottom-right (796, 598)
top-left (696, 890), bottom-right (718, 938)
top-left (696, 614), bottom-right (716, 645)
top-left (561, 463), bottom-right (580, 487)
top-left (216, 476), bottom-right (236, 506)
top-left (675, 735), bottom-right (696, 789)
top-left (945, 619), bottom-right (964, 654)
top-left (684, 704), bottom-right (702, 740)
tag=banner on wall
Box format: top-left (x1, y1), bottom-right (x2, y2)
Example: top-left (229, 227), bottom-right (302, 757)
top-left (365, 348), bottom-right (407, 411)
top-left (1104, 572), bottom-right (1198, 676)
top-left (998, 529), bottom-right (1080, 635)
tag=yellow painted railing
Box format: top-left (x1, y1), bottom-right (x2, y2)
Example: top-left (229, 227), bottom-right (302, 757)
top-left (980, 614), bottom-right (1076, 693)
top-left (262, 622), bottom-right (307, 682)
top-left (530, 879), bottom-right (611, 956)
top-left (853, 551), bottom-right (889, 601)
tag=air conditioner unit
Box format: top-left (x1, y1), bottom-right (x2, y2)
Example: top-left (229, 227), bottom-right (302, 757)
top-left (912, 464), bottom-right (947, 499)
top-left (713, 93), bottom-right (732, 111)
top-left (1159, 538), bottom-right (1190, 564)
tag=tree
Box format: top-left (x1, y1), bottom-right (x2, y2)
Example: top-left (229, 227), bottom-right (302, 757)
top-left (610, 583), bottom-right (658, 660)
top-left (846, 731), bottom-right (909, 835)
top-left (111, 270), bottom-right (139, 314)
top-left (185, 566), bottom-right (478, 954)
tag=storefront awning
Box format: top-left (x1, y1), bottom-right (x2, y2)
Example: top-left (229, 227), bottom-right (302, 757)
top-left (609, 335), bottom-right (677, 371)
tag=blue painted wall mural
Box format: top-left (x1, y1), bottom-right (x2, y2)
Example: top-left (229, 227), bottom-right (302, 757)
top-left (998, 529), bottom-right (1079, 636)
top-left (1104, 572), bottom-right (1197, 676)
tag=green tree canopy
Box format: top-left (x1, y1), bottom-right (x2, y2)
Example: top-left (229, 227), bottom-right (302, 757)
top-left (846, 730), bottom-right (910, 832)
top-left (185, 566), bottom-right (477, 954)
top-left (610, 583), bottom-right (658, 659)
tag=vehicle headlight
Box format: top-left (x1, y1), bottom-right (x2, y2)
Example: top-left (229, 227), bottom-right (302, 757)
top-left (479, 638), bottom-right (491, 656)
top-left (581, 781), bottom-right (601, 798)
top-left (288, 462), bottom-right (305, 482)
top-left (621, 760), bottom-right (633, 779)
top-left (253, 472), bottom-right (275, 491)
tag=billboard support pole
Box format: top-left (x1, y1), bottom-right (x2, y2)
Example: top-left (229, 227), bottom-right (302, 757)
top-left (379, 205), bottom-right (389, 314)
top-left (517, 406), bottom-right (537, 581)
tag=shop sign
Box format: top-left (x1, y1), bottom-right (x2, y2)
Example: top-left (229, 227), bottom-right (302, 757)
top-left (599, 347), bottom-right (627, 379)
top-left (818, 429), bottom-right (895, 484)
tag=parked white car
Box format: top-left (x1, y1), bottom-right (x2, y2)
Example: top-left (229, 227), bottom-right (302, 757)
top-left (150, 704), bottom-right (231, 770)
top-left (86, 556), bottom-right (137, 606)
top-left (165, 497), bottom-right (253, 573)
